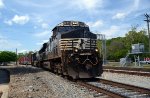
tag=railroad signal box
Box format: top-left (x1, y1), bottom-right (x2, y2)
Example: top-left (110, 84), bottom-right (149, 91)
top-left (131, 43), bottom-right (144, 53)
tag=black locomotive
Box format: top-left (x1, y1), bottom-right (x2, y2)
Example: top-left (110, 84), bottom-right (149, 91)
top-left (31, 21), bottom-right (103, 79)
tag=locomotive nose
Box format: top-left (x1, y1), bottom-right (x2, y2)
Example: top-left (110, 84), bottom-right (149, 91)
top-left (85, 63), bottom-right (92, 70)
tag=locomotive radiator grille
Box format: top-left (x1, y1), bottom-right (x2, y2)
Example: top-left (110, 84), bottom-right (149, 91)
top-left (59, 38), bottom-right (97, 50)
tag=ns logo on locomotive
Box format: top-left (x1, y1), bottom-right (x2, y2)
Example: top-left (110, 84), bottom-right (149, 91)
top-left (31, 21), bottom-right (103, 79)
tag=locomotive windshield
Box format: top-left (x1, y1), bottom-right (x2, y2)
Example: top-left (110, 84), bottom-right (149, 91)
top-left (61, 29), bottom-right (97, 39)
top-left (58, 26), bottom-right (89, 32)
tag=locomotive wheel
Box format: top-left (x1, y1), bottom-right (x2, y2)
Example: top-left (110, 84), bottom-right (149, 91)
top-left (54, 67), bottom-right (58, 74)
top-left (57, 63), bottom-right (62, 75)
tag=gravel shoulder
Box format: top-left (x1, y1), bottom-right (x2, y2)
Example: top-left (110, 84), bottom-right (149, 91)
top-left (6, 65), bottom-right (95, 98)
top-left (2, 65), bottom-right (150, 98)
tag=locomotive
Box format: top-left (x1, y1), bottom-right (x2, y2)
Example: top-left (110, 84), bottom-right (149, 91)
top-left (31, 21), bottom-right (103, 79)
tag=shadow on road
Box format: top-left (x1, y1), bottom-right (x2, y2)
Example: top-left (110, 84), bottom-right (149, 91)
top-left (0, 65), bottom-right (43, 76)
top-left (0, 69), bottom-right (10, 84)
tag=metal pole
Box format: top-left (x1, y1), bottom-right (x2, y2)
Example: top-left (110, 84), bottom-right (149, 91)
top-left (16, 48), bottom-right (18, 65)
top-left (144, 13), bottom-right (150, 52)
top-left (102, 34), bottom-right (106, 65)
top-left (96, 34), bottom-right (107, 65)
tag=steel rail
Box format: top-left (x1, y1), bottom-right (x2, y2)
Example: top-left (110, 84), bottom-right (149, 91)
top-left (99, 79), bottom-right (150, 94)
top-left (104, 69), bottom-right (150, 77)
top-left (77, 81), bottom-right (127, 98)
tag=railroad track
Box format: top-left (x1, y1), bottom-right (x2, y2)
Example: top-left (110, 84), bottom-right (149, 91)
top-left (104, 69), bottom-right (150, 77)
top-left (33, 65), bottom-right (150, 97)
top-left (77, 78), bottom-right (150, 98)
top-left (103, 66), bottom-right (150, 77)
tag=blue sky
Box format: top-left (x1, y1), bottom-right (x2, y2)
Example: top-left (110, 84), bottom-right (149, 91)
top-left (0, 0), bottom-right (150, 53)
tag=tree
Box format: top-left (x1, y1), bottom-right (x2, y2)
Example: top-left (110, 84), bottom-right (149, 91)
top-left (106, 27), bottom-right (149, 61)
top-left (107, 37), bottom-right (127, 61)
top-left (125, 28), bottom-right (148, 52)
top-left (0, 51), bottom-right (17, 65)
top-left (17, 53), bottom-right (25, 59)
top-left (17, 51), bottom-right (33, 60)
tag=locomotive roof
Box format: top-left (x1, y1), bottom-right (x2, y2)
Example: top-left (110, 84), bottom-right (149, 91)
top-left (52, 21), bottom-right (89, 31)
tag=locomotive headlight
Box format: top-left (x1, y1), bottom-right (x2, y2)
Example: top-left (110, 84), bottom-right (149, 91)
top-left (95, 48), bottom-right (98, 52)
top-left (75, 48), bottom-right (78, 52)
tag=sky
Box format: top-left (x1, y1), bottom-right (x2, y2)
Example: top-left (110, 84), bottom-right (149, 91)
top-left (0, 0), bottom-right (150, 53)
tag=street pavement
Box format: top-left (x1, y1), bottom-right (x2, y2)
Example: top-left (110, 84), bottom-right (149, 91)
top-left (0, 69), bottom-right (10, 98)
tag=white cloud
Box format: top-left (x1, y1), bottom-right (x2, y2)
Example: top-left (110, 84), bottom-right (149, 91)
top-left (18, 49), bottom-right (28, 53)
top-left (41, 23), bottom-right (49, 29)
top-left (70, 0), bottom-right (103, 11)
top-left (14, 0), bottom-right (50, 8)
top-left (0, 0), bottom-right (4, 8)
top-left (104, 26), bottom-right (119, 38)
top-left (87, 20), bottom-right (103, 28)
top-left (37, 18), bottom-right (43, 23)
top-left (112, 13), bottom-right (126, 19)
top-left (36, 40), bottom-right (49, 45)
top-left (4, 15), bottom-right (30, 25)
top-left (34, 26), bottom-right (37, 29)
top-left (12, 15), bottom-right (29, 24)
top-left (134, 0), bottom-right (140, 10)
top-left (112, 0), bottom-right (140, 20)
top-left (102, 25), bottom-right (129, 39)
top-left (34, 30), bottom-right (50, 37)
top-left (0, 35), bottom-right (22, 50)
top-left (4, 20), bottom-right (13, 25)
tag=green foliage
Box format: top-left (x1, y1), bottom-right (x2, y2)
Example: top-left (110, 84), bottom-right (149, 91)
top-left (17, 51), bottom-right (33, 60)
top-left (97, 40), bottom-right (102, 52)
top-left (125, 29), bottom-right (148, 51)
top-left (0, 51), bottom-right (17, 62)
top-left (17, 53), bottom-right (25, 59)
top-left (107, 37), bottom-right (128, 61)
top-left (106, 28), bottom-right (148, 61)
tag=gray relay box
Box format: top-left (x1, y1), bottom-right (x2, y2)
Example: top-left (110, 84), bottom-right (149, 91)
top-left (131, 43), bottom-right (144, 53)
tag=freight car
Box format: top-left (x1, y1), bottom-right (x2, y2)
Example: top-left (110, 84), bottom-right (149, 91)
top-left (19, 56), bottom-right (31, 65)
top-left (31, 21), bottom-right (103, 79)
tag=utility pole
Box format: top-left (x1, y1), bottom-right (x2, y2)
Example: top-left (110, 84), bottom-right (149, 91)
top-left (144, 13), bottom-right (150, 52)
top-left (16, 48), bottom-right (18, 65)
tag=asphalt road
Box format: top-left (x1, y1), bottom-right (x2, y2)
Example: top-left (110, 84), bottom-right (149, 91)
top-left (0, 69), bottom-right (10, 84)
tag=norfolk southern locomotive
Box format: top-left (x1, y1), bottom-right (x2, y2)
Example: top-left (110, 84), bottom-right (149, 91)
top-left (31, 21), bottom-right (103, 79)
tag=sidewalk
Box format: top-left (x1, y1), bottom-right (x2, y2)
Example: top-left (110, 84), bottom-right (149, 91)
top-left (0, 84), bottom-right (9, 98)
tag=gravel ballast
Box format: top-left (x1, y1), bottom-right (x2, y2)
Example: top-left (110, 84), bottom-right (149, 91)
top-left (7, 65), bottom-right (95, 98)
top-left (3, 65), bottom-right (150, 98)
